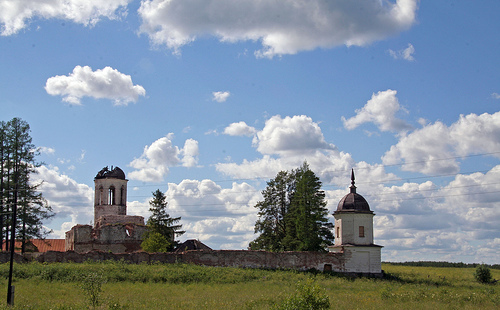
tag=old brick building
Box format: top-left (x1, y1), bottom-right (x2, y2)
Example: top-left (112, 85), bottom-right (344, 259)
top-left (65, 166), bottom-right (147, 253)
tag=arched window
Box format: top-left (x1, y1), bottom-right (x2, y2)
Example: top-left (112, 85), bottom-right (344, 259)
top-left (99, 186), bottom-right (104, 205)
top-left (108, 186), bottom-right (115, 205)
top-left (120, 186), bottom-right (125, 206)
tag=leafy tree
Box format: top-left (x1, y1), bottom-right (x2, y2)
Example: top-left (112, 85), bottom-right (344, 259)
top-left (250, 162), bottom-right (334, 252)
top-left (142, 189), bottom-right (184, 252)
top-left (0, 118), bottom-right (54, 253)
top-left (141, 231), bottom-right (172, 253)
top-left (474, 264), bottom-right (492, 284)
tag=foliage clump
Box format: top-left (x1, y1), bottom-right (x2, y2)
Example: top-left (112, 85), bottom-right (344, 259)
top-left (274, 279), bottom-right (330, 310)
top-left (141, 189), bottom-right (184, 252)
top-left (250, 162), bottom-right (334, 252)
top-left (474, 264), bottom-right (493, 284)
top-left (79, 270), bottom-right (106, 309)
top-left (141, 231), bottom-right (172, 253)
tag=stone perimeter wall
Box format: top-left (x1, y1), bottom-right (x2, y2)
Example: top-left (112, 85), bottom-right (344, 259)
top-left (0, 250), bottom-right (350, 272)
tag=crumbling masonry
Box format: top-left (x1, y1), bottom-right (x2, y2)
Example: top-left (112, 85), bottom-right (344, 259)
top-left (65, 166), bottom-right (147, 253)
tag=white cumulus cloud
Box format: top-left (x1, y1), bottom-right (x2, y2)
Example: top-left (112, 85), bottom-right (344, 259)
top-left (128, 134), bottom-right (200, 182)
top-left (216, 114), bottom-right (398, 186)
top-left (388, 43), bottom-right (415, 61)
top-left (164, 179), bottom-right (261, 249)
top-left (180, 139), bottom-right (200, 168)
top-left (342, 89), bottom-right (412, 133)
top-left (39, 146), bottom-right (56, 155)
top-left (138, 0), bottom-right (418, 58)
top-left (368, 166), bottom-right (500, 264)
top-left (212, 91), bottom-right (230, 102)
top-left (382, 111), bottom-right (500, 174)
top-left (45, 65), bottom-right (146, 106)
top-left (33, 165), bottom-right (94, 238)
top-left (0, 0), bottom-right (131, 36)
top-left (254, 115), bottom-right (335, 155)
top-left (223, 121), bottom-right (256, 137)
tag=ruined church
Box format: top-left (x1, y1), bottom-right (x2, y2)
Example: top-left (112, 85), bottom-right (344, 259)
top-left (65, 166), bottom-right (147, 253)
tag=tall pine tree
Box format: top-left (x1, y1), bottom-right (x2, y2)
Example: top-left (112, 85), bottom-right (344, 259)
top-left (249, 170), bottom-right (295, 251)
top-left (287, 162), bottom-right (334, 251)
top-left (0, 118), bottom-right (54, 253)
top-left (142, 189), bottom-right (184, 252)
top-left (250, 162), bottom-right (333, 252)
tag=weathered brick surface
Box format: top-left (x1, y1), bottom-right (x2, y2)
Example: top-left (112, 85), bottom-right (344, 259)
top-left (25, 249), bottom-right (351, 272)
top-left (66, 224), bottom-right (147, 253)
top-left (0, 252), bottom-right (28, 263)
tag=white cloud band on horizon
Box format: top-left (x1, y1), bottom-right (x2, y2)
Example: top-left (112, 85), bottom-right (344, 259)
top-left (45, 65), bottom-right (145, 106)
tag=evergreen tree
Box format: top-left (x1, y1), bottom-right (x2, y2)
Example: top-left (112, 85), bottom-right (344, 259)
top-left (250, 162), bottom-right (334, 252)
top-left (0, 118), bottom-right (54, 253)
top-left (287, 162), bottom-right (334, 251)
top-left (249, 171), bottom-right (295, 251)
top-left (142, 189), bottom-right (184, 252)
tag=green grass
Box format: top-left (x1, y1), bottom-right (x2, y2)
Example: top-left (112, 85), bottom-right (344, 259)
top-left (0, 262), bottom-right (497, 309)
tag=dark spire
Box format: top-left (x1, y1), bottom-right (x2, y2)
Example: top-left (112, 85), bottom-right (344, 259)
top-left (349, 168), bottom-right (356, 193)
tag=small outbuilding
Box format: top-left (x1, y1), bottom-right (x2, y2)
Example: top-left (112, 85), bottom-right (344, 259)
top-left (328, 169), bottom-right (383, 274)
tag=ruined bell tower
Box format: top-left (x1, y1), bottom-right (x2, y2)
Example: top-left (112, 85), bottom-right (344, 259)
top-left (93, 166), bottom-right (128, 228)
top-left (66, 165), bottom-right (146, 253)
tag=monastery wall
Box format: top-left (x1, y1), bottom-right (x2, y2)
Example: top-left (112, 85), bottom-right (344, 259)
top-left (14, 250), bottom-right (351, 272)
top-left (0, 248), bottom-right (381, 275)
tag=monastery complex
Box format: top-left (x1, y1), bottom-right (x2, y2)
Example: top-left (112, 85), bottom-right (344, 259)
top-left (9, 166), bottom-right (383, 276)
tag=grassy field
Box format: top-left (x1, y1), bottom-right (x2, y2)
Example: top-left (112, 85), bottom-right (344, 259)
top-left (0, 261), bottom-right (497, 309)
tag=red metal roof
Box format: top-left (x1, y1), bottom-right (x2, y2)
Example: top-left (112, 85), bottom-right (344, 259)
top-left (1, 239), bottom-right (65, 252)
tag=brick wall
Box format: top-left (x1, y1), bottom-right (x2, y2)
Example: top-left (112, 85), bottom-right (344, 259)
top-left (27, 249), bottom-right (346, 272)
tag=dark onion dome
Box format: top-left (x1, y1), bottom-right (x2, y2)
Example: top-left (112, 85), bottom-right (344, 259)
top-left (335, 169), bottom-right (372, 213)
top-left (95, 166), bottom-right (126, 180)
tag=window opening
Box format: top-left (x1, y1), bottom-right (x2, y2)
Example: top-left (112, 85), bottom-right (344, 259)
top-left (99, 187), bottom-right (104, 205)
top-left (108, 186), bottom-right (115, 205)
top-left (120, 186), bottom-right (125, 206)
top-left (359, 226), bottom-right (365, 238)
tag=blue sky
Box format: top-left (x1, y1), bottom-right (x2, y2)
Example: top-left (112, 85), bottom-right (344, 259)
top-left (1, 0), bottom-right (499, 264)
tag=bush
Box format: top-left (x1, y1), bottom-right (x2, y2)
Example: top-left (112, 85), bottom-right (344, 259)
top-left (80, 270), bottom-right (106, 309)
top-left (474, 264), bottom-right (492, 284)
top-left (274, 279), bottom-right (330, 310)
top-left (141, 231), bottom-right (172, 253)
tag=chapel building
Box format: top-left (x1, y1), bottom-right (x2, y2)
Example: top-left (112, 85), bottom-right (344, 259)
top-left (328, 169), bottom-right (383, 274)
top-left (65, 166), bottom-right (147, 253)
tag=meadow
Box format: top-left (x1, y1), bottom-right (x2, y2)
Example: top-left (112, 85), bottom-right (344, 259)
top-left (0, 261), bottom-right (497, 309)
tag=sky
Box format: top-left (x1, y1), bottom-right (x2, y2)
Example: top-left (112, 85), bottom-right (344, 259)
top-left (1, 0), bottom-right (499, 264)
